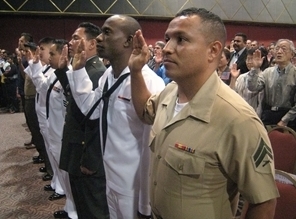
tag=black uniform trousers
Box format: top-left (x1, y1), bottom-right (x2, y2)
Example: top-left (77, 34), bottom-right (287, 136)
top-left (24, 97), bottom-right (52, 175)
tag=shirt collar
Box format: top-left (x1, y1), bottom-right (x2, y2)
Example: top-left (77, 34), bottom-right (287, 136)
top-left (160, 72), bottom-right (219, 124)
top-left (277, 62), bottom-right (293, 74)
top-left (236, 47), bottom-right (246, 57)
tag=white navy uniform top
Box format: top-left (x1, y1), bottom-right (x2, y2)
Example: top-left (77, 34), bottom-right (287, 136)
top-left (28, 61), bottom-right (66, 143)
top-left (66, 64), bottom-right (165, 215)
top-left (25, 60), bottom-right (55, 123)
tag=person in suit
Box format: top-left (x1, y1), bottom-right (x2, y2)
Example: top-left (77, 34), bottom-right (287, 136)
top-left (228, 33), bottom-right (249, 74)
top-left (54, 22), bottom-right (109, 219)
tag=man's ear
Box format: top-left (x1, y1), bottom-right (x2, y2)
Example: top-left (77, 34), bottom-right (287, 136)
top-left (208, 41), bottom-right (223, 62)
top-left (124, 35), bottom-right (133, 47)
top-left (88, 38), bottom-right (97, 50)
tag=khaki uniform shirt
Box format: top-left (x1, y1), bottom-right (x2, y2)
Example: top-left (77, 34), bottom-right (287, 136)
top-left (24, 74), bottom-right (36, 96)
top-left (144, 73), bottom-right (279, 219)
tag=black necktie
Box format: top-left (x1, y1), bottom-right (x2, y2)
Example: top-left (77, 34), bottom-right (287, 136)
top-left (37, 65), bottom-right (51, 103)
top-left (101, 73), bottom-right (130, 152)
top-left (42, 65), bottom-right (51, 74)
top-left (82, 73), bottom-right (130, 153)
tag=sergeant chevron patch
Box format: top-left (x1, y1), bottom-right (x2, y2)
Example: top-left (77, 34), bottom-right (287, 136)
top-left (252, 138), bottom-right (273, 173)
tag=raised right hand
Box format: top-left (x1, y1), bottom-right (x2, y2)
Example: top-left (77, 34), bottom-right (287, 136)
top-left (230, 63), bottom-right (240, 78)
top-left (72, 39), bottom-right (87, 70)
top-left (252, 49), bottom-right (264, 69)
top-left (58, 45), bottom-right (69, 69)
top-left (32, 46), bottom-right (40, 64)
top-left (128, 30), bottom-right (150, 74)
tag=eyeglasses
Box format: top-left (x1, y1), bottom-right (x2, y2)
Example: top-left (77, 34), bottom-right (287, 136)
top-left (275, 46), bottom-right (290, 52)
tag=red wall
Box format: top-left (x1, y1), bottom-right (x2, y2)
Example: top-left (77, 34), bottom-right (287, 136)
top-left (1, 15), bottom-right (295, 53)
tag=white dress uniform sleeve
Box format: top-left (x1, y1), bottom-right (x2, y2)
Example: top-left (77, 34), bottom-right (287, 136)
top-left (30, 61), bottom-right (51, 93)
top-left (66, 67), bottom-right (103, 119)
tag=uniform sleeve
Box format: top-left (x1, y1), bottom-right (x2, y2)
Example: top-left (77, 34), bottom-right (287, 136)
top-left (66, 67), bottom-right (102, 119)
top-left (218, 116), bottom-right (279, 204)
top-left (141, 67), bottom-right (165, 125)
top-left (30, 61), bottom-right (50, 93)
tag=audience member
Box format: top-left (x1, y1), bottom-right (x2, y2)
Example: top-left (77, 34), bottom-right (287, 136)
top-left (155, 65), bottom-right (171, 85)
top-left (0, 52), bottom-right (10, 112)
top-left (251, 40), bottom-right (259, 50)
top-left (248, 39), bottom-right (296, 131)
top-left (128, 7), bottom-right (278, 219)
top-left (229, 32), bottom-right (249, 73)
top-left (1, 53), bottom-right (19, 113)
top-left (217, 48), bottom-right (231, 85)
top-left (230, 47), bottom-right (269, 117)
top-left (147, 40), bottom-right (165, 72)
top-left (246, 39), bottom-right (252, 50)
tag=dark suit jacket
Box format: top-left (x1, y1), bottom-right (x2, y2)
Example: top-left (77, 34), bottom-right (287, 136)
top-left (56, 56), bottom-right (106, 176)
top-left (229, 48), bottom-right (249, 74)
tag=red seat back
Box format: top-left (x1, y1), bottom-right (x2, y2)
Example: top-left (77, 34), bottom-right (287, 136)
top-left (274, 181), bottom-right (296, 219)
top-left (268, 126), bottom-right (296, 174)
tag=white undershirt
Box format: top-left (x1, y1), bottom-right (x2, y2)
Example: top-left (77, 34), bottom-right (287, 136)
top-left (173, 98), bottom-right (188, 117)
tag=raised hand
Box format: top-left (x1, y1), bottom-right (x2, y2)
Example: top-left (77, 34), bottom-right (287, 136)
top-left (32, 46), bottom-right (40, 64)
top-left (72, 38), bottom-right (87, 70)
top-left (128, 30), bottom-right (150, 74)
top-left (15, 48), bottom-right (21, 59)
top-left (58, 45), bottom-right (69, 69)
top-left (25, 49), bottom-right (33, 62)
top-left (230, 63), bottom-right (240, 79)
top-left (252, 49), bottom-right (264, 69)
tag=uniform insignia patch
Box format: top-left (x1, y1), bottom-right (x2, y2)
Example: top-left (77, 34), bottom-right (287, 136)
top-left (252, 138), bottom-right (273, 173)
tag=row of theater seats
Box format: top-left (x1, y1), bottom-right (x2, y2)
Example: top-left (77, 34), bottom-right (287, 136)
top-left (264, 126), bottom-right (296, 219)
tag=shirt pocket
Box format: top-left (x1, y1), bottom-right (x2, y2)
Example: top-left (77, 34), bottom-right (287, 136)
top-left (162, 146), bottom-right (205, 198)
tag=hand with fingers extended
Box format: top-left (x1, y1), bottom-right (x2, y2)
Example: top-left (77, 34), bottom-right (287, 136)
top-left (58, 45), bottom-right (69, 69)
top-left (72, 38), bottom-right (87, 71)
top-left (128, 30), bottom-right (150, 74)
top-left (25, 49), bottom-right (33, 62)
top-left (15, 49), bottom-right (22, 65)
top-left (252, 49), bottom-right (264, 69)
top-left (32, 46), bottom-right (40, 64)
top-left (230, 63), bottom-right (240, 79)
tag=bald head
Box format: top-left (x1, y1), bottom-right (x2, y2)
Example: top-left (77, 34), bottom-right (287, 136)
top-left (108, 15), bottom-right (141, 38)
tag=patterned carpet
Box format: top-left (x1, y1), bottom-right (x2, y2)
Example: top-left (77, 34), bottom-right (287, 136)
top-left (0, 112), bottom-right (64, 219)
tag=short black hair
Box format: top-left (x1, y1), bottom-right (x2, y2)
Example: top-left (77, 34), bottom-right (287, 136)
top-left (39, 37), bottom-right (55, 46)
top-left (24, 42), bottom-right (37, 51)
top-left (21, 32), bottom-right (33, 43)
top-left (78, 22), bottom-right (102, 40)
top-left (235, 33), bottom-right (247, 43)
top-left (175, 7), bottom-right (226, 46)
top-left (53, 39), bottom-right (68, 53)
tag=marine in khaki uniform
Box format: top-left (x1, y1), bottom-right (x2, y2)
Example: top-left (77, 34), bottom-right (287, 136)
top-left (129, 7), bottom-right (279, 219)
